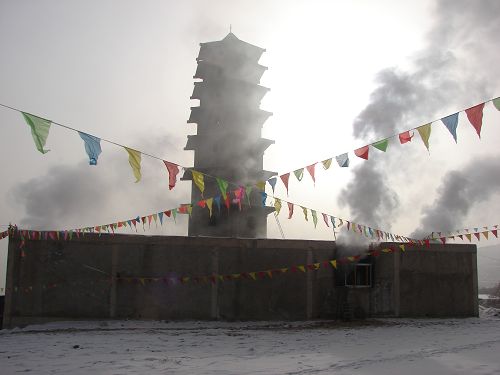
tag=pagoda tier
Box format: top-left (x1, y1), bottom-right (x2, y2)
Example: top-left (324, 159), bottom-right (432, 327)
top-left (185, 33), bottom-right (275, 238)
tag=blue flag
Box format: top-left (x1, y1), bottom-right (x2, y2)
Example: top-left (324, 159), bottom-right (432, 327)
top-left (268, 177), bottom-right (277, 193)
top-left (441, 113), bottom-right (459, 142)
top-left (79, 132), bottom-right (102, 165)
top-left (261, 192), bottom-right (267, 206)
top-left (336, 153), bottom-right (349, 167)
top-left (214, 195), bottom-right (222, 212)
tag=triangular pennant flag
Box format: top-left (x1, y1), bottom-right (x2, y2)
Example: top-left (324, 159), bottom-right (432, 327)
top-left (322, 158), bottom-right (332, 170)
top-left (474, 232), bottom-right (481, 241)
top-left (216, 177), bottom-right (229, 199)
top-left (206, 198), bottom-right (213, 217)
top-left (268, 177), bottom-right (277, 193)
top-left (274, 198), bottom-right (282, 215)
top-left (297, 265), bottom-right (306, 273)
top-left (306, 163), bottom-right (316, 185)
top-left (293, 168), bottom-right (304, 181)
top-left (280, 173), bottom-right (290, 195)
top-left (124, 147), bottom-right (142, 182)
top-left (329, 260), bottom-right (337, 269)
top-left (191, 170), bottom-right (205, 197)
top-left (78, 132), bottom-right (102, 165)
top-left (22, 112), bottom-right (52, 154)
top-left (399, 244), bottom-right (405, 252)
top-left (492, 97), bottom-right (500, 111)
top-left (256, 181), bottom-right (266, 191)
top-left (492, 229), bottom-right (498, 238)
top-left (261, 192), bottom-right (267, 206)
top-left (398, 131), bottom-right (413, 144)
top-left (441, 113), bottom-right (459, 143)
top-left (163, 161), bottom-right (180, 190)
top-left (287, 202), bottom-right (294, 219)
top-left (336, 153), bottom-right (349, 167)
top-left (214, 195), bottom-right (221, 212)
top-left (465, 103), bottom-right (485, 138)
top-left (311, 210), bottom-right (318, 228)
top-left (354, 145), bottom-right (369, 160)
top-left (301, 206), bottom-right (308, 221)
top-left (417, 123), bottom-right (432, 151)
top-left (465, 233), bottom-right (472, 242)
top-left (158, 211), bottom-right (164, 225)
top-left (322, 213), bottom-right (329, 227)
top-left (482, 231), bottom-right (489, 240)
top-left (372, 139), bottom-right (389, 152)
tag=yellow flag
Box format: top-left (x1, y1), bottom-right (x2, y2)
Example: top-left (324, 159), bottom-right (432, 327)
top-left (274, 198), bottom-right (282, 215)
top-left (249, 272), bottom-right (257, 280)
top-left (298, 265), bottom-right (306, 273)
top-left (191, 170), bottom-right (205, 196)
top-left (399, 244), bottom-right (406, 252)
top-left (330, 260), bottom-right (337, 269)
top-left (482, 231), bottom-right (489, 240)
top-left (125, 147), bottom-right (141, 182)
top-left (465, 233), bottom-right (472, 242)
top-left (266, 270), bottom-right (273, 278)
top-left (417, 123), bottom-right (432, 151)
top-left (301, 206), bottom-right (308, 221)
top-left (206, 198), bottom-right (213, 217)
top-left (256, 181), bottom-right (266, 191)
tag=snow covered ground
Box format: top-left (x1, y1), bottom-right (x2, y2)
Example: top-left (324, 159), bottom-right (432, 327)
top-left (1, 314), bottom-right (499, 374)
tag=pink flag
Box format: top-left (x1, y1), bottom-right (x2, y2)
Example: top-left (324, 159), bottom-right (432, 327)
top-left (287, 202), bottom-right (294, 219)
top-left (465, 103), bottom-right (485, 138)
top-left (322, 213), bottom-right (329, 227)
top-left (354, 146), bottom-right (369, 160)
top-left (306, 163), bottom-right (316, 185)
top-left (280, 173), bottom-right (290, 196)
top-left (399, 131), bottom-right (413, 144)
top-left (163, 161), bottom-right (180, 190)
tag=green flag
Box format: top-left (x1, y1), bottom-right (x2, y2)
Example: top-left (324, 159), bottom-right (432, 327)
top-left (493, 97), bottom-right (500, 111)
top-left (372, 139), bottom-right (389, 152)
top-left (417, 123), bottom-right (432, 151)
top-left (22, 112), bottom-right (51, 154)
top-left (216, 177), bottom-right (229, 199)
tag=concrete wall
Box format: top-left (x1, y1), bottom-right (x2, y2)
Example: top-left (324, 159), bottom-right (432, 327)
top-left (3, 234), bottom-right (478, 328)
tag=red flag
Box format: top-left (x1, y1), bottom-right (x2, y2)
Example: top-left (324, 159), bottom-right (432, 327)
top-left (399, 131), bottom-right (413, 144)
top-left (197, 200), bottom-right (206, 208)
top-left (280, 173), bottom-right (290, 196)
top-left (164, 210), bottom-right (171, 217)
top-left (492, 229), bottom-right (498, 238)
top-left (163, 161), bottom-right (180, 190)
top-left (474, 232), bottom-right (481, 241)
top-left (287, 202), bottom-right (294, 219)
top-left (306, 163), bottom-right (316, 185)
top-left (354, 145), bottom-right (369, 160)
top-left (440, 237), bottom-right (446, 245)
top-left (465, 103), bottom-right (485, 138)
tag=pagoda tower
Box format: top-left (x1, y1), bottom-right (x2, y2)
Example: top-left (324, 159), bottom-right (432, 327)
top-left (184, 33), bottom-right (275, 238)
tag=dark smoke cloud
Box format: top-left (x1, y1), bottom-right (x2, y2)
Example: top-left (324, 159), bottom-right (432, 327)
top-left (338, 0), bottom-right (500, 231)
top-left (411, 155), bottom-right (500, 238)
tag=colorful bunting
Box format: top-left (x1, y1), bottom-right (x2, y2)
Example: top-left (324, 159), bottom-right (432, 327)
top-left (124, 147), bottom-right (142, 182)
top-left (417, 123), bottom-right (432, 151)
top-left (372, 139), bottom-right (389, 152)
top-left (441, 113), bottom-right (459, 143)
top-left (354, 145), bottom-right (369, 160)
top-left (274, 198), bottom-right (282, 215)
top-left (465, 103), bottom-right (485, 138)
top-left (78, 132), bottom-right (102, 165)
top-left (22, 112), bottom-right (51, 154)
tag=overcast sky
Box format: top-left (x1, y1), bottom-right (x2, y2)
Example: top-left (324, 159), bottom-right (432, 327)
top-left (1, 0), bottom-right (500, 291)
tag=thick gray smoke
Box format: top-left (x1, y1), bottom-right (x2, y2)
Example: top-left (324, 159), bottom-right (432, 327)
top-left (338, 0), bottom-right (500, 231)
top-left (411, 156), bottom-right (500, 238)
